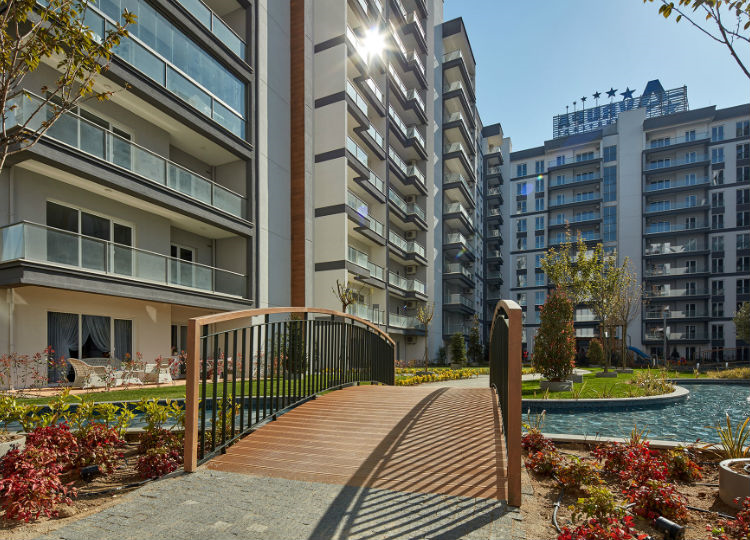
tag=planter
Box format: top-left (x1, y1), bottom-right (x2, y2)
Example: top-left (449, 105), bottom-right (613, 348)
top-left (595, 371), bottom-right (618, 378)
top-left (450, 363), bottom-right (464, 370)
top-left (0, 434), bottom-right (25, 459)
top-left (719, 458), bottom-right (750, 509)
top-left (571, 374), bottom-right (583, 383)
top-left (540, 380), bottom-right (573, 392)
top-left (616, 368), bottom-right (634, 374)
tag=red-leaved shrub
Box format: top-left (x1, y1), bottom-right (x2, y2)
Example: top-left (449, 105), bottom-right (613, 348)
top-left (136, 428), bottom-right (182, 479)
top-left (593, 441), bottom-right (667, 485)
top-left (664, 446), bottom-right (702, 482)
top-left (75, 423), bottom-right (126, 474)
top-left (625, 479), bottom-right (688, 521)
top-left (557, 515), bottom-right (648, 540)
top-left (24, 423), bottom-right (78, 471)
top-left (709, 497), bottom-right (750, 540)
top-left (525, 449), bottom-right (561, 476)
top-left (555, 456), bottom-right (601, 490)
top-left (522, 429), bottom-right (556, 453)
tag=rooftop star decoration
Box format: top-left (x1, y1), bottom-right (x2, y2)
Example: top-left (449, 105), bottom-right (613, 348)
top-left (620, 87), bottom-right (635, 99)
top-left (606, 88), bottom-right (617, 98)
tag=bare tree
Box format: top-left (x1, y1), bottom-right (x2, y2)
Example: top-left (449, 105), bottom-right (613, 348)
top-left (332, 279), bottom-right (361, 313)
top-left (614, 262), bottom-right (643, 369)
top-left (415, 302), bottom-right (434, 372)
top-left (644, 0), bottom-right (750, 79)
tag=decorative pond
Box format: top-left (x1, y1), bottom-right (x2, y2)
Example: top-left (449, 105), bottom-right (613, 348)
top-left (538, 383), bottom-right (750, 443)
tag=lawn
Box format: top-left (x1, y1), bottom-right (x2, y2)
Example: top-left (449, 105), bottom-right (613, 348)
top-left (522, 367), bottom-right (704, 399)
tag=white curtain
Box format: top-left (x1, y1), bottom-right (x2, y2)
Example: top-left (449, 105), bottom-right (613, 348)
top-left (82, 315), bottom-right (111, 356)
top-left (47, 312), bottom-right (79, 382)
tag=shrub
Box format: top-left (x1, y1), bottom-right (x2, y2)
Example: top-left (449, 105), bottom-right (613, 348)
top-left (533, 290), bottom-right (576, 381)
top-left (629, 369), bottom-right (674, 396)
top-left (558, 515), bottom-right (647, 540)
top-left (664, 446), bottom-right (702, 482)
top-left (521, 429), bottom-right (555, 454)
top-left (592, 441), bottom-right (667, 485)
top-left (0, 447), bottom-right (75, 522)
top-left (710, 496), bottom-right (750, 540)
top-left (449, 333), bottom-right (467, 366)
top-left (707, 366), bottom-right (750, 379)
top-left (571, 485), bottom-right (624, 523)
top-left (625, 480), bottom-right (687, 521)
top-left (525, 449), bottom-right (561, 476)
top-left (76, 423), bottom-right (126, 474)
top-left (24, 423), bottom-right (78, 471)
top-left (586, 339), bottom-right (604, 366)
top-left (555, 456), bottom-right (601, 490)
top-left (136, 428), bottom-right (182, 479)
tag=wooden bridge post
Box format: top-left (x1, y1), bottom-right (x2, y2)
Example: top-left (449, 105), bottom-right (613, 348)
top-left (184, 318), bottom-right (200, 473)
top-left (504, 301), bottom-right (522, 507)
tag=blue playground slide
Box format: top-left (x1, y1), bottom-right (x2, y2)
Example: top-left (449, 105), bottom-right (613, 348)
top-left (627, 346), bottom-right (650, 360)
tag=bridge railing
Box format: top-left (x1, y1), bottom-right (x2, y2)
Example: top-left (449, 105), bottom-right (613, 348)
top-left (184, 307), bottom-right (396, 471)
top-left (488, 299), bottom-right (522, 507)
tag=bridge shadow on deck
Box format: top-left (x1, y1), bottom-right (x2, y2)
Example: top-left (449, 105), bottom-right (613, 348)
top-left (208, 385), bottom-right (512, 540)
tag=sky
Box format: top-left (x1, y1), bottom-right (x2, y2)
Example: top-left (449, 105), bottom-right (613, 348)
top-left (443, 0), bottom-right (749, 151)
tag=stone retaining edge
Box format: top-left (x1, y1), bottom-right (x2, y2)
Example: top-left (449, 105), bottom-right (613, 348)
top-left (522, 385), bottom-right (690, 411)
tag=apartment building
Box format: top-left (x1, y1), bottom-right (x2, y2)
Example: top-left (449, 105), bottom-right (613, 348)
top-left (482, 123), bottom-right (505, 340)
top-left (507, 79), bottom-right (750, 362)
top-left (0, 0), bottom-right (282, 382)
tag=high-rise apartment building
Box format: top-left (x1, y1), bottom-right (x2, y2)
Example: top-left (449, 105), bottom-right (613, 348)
top-left (506, 80), bottom-right (749, 362)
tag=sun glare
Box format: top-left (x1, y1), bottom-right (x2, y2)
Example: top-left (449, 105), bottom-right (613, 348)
top-left (362, 27), bottom-right (386, 62)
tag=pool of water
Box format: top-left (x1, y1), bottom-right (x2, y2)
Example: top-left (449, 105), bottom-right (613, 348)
top-left (539, 383), bottom-right (750, 443)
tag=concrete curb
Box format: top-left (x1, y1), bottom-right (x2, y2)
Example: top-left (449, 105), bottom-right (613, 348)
top-left (523, 385), bottom-right (690, 412)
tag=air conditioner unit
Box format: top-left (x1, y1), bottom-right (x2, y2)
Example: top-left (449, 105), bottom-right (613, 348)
top-left (406, 336), bottom-right (418, 344)
top-left (405, 195), bottom-right (417, 204)
top-left (405, 230), bottom-right (418, 240)
top-left (405, 265), bottom-right (418, 275)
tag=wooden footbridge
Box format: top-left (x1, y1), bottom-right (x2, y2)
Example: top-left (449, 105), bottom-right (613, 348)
top-left (183, 302), bottom-right (522, 506)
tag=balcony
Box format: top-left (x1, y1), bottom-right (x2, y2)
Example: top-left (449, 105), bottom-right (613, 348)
top-left (548, 152), bottom-right (600, 169)
top-left (347, 245), bottom-right (370, 269)
top-left (644, 243), bottom-right (707, 256)
top-left (444, 173), bottom-right (475, 207)
top-left (346, 80), bottom-right (369, 118)
top-left (346, 136), bottom-right (370, 168)
top-left (388, 312), bottom-right (424, 330)
top-left (347, 191), bottom-right (384, 237)
top-left (645, 131), bottom-right (709, 151)
top-left (368, 261), bottom-right (385, 281)
top-left (388, 188), bottom-right (425, 221)
top-left (445, 294), bottom-right (474, 311)
top-left (644, 331), bottom-right (708, 342)
top-left (644, 288), bottom-right (709, 298)
top-left (388, 146), bottom-right (425, 191)
top-left (644, 265), bottom-right (709, 278)
top-left (486, 270), bottom-right (502, 281)
top-left (644, 199), bottom-right (708, 214)
top-left (644, 176), bottom-right (710, 193)
top-left (406, 12), bottom-right (426, 45)
top-left (9, 92), bottom-right (246, 219)
top-left (549, 233), bottom-right (600, 246)
top-left (444, 202), bottom-right (474, 227)
top-left (347, 303), bottom-right (385, 325)
top-left (549, 175), bottom-right (601, 190)
top-left (443, 323), bottom-right (470, 336)
top-left (644, 310), bottom-right (709, 320)
top-left (549, 212), bottom-right (601, 228)
top-left (644, 222), bottom-right (709, 235)
top-left (388, 230), bottom-right (425, 258)
top-left (549, 194), bottom-right (601, 209)
top-left (442, 50), bottom-right (475, 98)
top-left (388, 271), bottom-right (425, 294)
top-left (0, 222), bottom-right (246, 297)
top-left (444, 262), bottom-right (473, 281)
top-left (644, 155), bottom-right (710, 172)
top-left (176, 0), bottom-right (246, 58)
top-left (486, 165), bottom-right (502, 176)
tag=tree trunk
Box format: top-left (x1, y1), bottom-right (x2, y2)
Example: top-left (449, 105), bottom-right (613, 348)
top-left (621, 323), bottom-right (627, 370)
top-left (423, 331), bottom-right (429, 373)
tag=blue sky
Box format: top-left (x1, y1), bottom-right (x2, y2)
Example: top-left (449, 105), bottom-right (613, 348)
top-left (443, 0), bottom-right (749, 150)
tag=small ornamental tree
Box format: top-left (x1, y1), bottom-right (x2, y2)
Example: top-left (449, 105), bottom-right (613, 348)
top-left (533, 290), bottom-right (576, 381)
top-left (587, 338), bottom-right (605, 366)
top-left (449, 332), bottom-right (467, 367)
top-left (467, 314), bottom-right (484, 366)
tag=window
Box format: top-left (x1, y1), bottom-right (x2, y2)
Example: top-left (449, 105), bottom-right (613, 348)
top-left (516, 256), bottom-right (526, 270)
top-left (738, 188), bottom-right (750, 205)
top-left (711, 192), bottom-right (724, 208)
top-left (685, 151), bottom-right (697, 163)
top-left (554, 175), bottom-right (565, 187)
top-left (517, 293), bottom-right (527, 306)
top-left (535, 254), bottom-right (543, 268)
top-left (603, 206), bottom-right (616, 242)
top-left (535, 198), bottom-right (544, 211)
top-left (712, 148), bottom-right (724, 164)
top-left (535, 177), bottom-right (544, 193)
top-left (738, 120), bottom-right (750, 138)
top-left (603, 145), bottom-right (616, 162)
top-left (714, 169), bottom-right (725, 185)
top-left (535, 160), bottom-right (544, 174)
top-left (576, 151), bottom-right (594, 162)
top-left (603, 166), bottom-right (616, 202)
top-left (712, 236), bottom-right (724, 252)
top-left (737, 143), bottom-right (750, 160)
top-left (738, 278), bottom-right (750, 295)
top-left (685, 130), bottom-right (696, 141)
top-left (516, 273), bottom-right (527, 287)
top-left (517, 219), bottom-right (527, 232)
top-left (712, 280), bottom-right (724, 296)
top-left (712, 214), bottom-right (724, 229)
top-left (738, 167), bottom-right (750, 183)
top-left (712, 126), bottom-right (724, 142)
top-left (712, 257), bottom-right (724, 273)
top-left (739, 211), bottom-right (750, 228)
top-left (535, 235), bottom-right (544, 249)
top-left (535, 216), bottom-right (545, 230)
top-left (738, 233), bottom-right (750, 250)
top-left (516, 163), bottom-right (527, 177)
top-left (712, 324), bottom-right (724, 341)
top-left (516, 182), bottom-right (527, 196)
top-left (556, 155), bottom-right (566, 166)
top-left (738, 256), bottom-right (750, 273)
top-left (47, 312), bottom-right (132, 382)
top-left (516, 201), bottom-right (527, 214)
top-left (535, 291), bottom-right (545, 305)
top-left (686, 325), bottom-right (696, 339)
top-left (535, 272), bottom-right (545, 286)
top-left (685, 303), bottom-right (696, 317)
top-left (46, 201), bottom-right (133, 275)
top-left (171, 324), bottom-right (188, 355)
top-left (517, 237), bottom-right (527, 250)
top-left (650, 136), bottom-right (671, 148)
top-left (712, 302), bottom-right (723, 317)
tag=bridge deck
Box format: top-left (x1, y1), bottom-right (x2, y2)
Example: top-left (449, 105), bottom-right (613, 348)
top-left (207, 385), bottom-right (507, 500)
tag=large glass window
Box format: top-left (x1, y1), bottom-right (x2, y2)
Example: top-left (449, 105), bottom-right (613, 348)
top-left (603, 166), bottom-right (616, 202)
top-left (603, 145), bottom-right (616, 162)
top-left (603, 206), bottom-right (616, 242)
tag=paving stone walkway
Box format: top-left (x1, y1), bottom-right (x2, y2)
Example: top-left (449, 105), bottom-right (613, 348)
top-left (36, 469), bottom-right (525, 540)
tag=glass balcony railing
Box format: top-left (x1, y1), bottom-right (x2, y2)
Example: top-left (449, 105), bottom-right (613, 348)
top-left (366, 124), bottom-right (385, 149)
top-left (444, 142), bottom-right (469, 159)
top-left (549, 194), bottom-right (601, 207)
top-left (389, 312), bottom-right (424, 329)
top-left (550, 175), bottom-right (601, 188)
top-left (347, 303), bottom-right (384, 325)
top-left (646, 131), bottom-right (709, 149)
top-left (486, 270), bottom-right (502, 279)
top-left (347, 190), bottom-right (382, 236)
top-left (388, 64), bottom-right (408, 98)
top-left (388, 146), bottom-right (408, 175)
top-left (444, 111), bottom-right (467, 126)
top-left (487, 186), bottom-right (501, 197)
top-left (388, 231), bottom-right (424, 257)
top-left (444, 232), bottom-right (471, 248)
top-left (445, 294), bottom-right (473, 309)
top-left (644, 310), bottom-right (708, 319)
top-left (487, 249), bottom-right (502, 259)
top-left (407, 164), bottom-right (425, 185)
top-left (645, 176), bottom-right (710, 192)
top-left (389, 22), bottom-right (407, 57)
top-left (444, 262), bottom-right (472, 279)
top-left (644, 266), bottom-right (708, 277)
top-left (347, 245), bottom-right (369, 268)
top-left (407, 126), bottom-right (425, 149)
top-left (444, 202), bottom-right (474, 225)
top-left (388, 188), bottom-right (408, 212)
top-left (408, 89), bottom-right (425, 115)
top-left (368, 170), bottom-right (385, 194)
top-left (645, 199), bottom-right (707, 213)
top-left (388, 105), bottom-right (408, 137)
top-left (548, 152), bottom-right (600, 168)
top-left (645, 331), bottom-right (707, 341)
top-left (645, 154), bottom-right (709, 171)
top-left (346, 27), bottom-right (369, 63)
top-left (444, 323), bottom-right (470, 335)
top-left (174, 0), bottom-right (246, 58)
top-left (551, 212), bottom-right (600, 225)
top-left (391, 0), bottom-right (407, 19)
top-left (408, 12), bottom-right (425, 41)
top-left (644, 288), bottom-right (709, 298)
top-left (408, 201), bottom-right (426, 220)
top-left (347, 136), bottom-right (369, 167)
top-left (8, 92), bottom-right (245, 218)
top-left (487, 207), bottom-right (501, 217)
top-left (0, 222), bottom-right (246, 296)
top-left (410, 51), bottom-right (425, 78)
top-left (368, 261), bottom-right (384, 281)
top-left (487, 165), bottom-right (502, 175)
top-left (364, 78), bottom-right (384, 106)
top-left (644, 243), bottom-right (705, 255)
top-left (388, 271), bottom-right (425, 294)
top-left (645, 222), bottom-right (708, 234)
top-left (444, 173), bottom-right (472, 194)
top-left (346, 80), bottom-right (369, 116)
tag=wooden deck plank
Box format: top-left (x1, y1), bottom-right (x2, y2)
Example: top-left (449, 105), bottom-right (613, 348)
top-left (206, 386), bottom-right (508, 501)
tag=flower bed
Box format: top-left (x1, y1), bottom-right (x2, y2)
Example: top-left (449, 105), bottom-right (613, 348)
top-left (395, 368), bottom-right (482, 386)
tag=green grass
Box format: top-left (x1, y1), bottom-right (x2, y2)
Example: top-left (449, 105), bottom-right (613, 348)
top-left (522, 367), bottom-right (704, 400)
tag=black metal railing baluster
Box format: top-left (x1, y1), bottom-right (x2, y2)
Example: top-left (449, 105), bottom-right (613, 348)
top-left (259, 319), bottom-right (266, 425)
top-left (231, 329), bottom-right (238, 440)
top-left (211, 333), bottom-right (219, 453)
top-left (240, 328), bottom-right (247, 433)
top-left (221, 332), bottom-right (229, 448)
top-left (199, 327), bottom-right (208, 460)
top-left (269, 320), bottom-right (276, 418)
